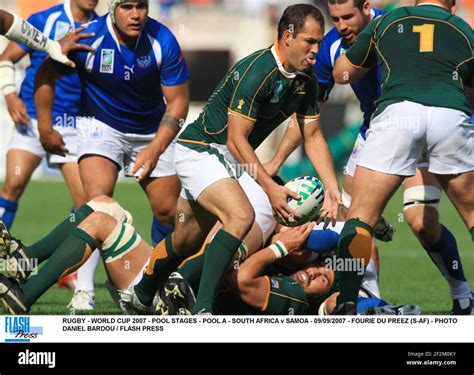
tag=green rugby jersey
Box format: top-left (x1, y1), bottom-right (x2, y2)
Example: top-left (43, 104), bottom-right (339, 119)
top-left (345, 4), bottom-right (473, 116)
top-left (178, 45), bottom-right (319, 149)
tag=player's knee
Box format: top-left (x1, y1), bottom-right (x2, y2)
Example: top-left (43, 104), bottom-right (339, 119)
top-left (1, 179), bottom-right (26, 200)
top-left (221, 206), bottom-right (255, 239)
top-left (78, 211), bottom-right (117, 240)
top-left (87, 197), bottom-right (133, 225)
top-left (150, 200), bottom-right (176, 225)
top-left (407, 214), bottom-right (440, 244)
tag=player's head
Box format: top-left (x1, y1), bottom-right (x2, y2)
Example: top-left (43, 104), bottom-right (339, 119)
top-left (74, 0), bottom-right (99, 13)
top-left (108, 0), bottom-right (149, 36)
top-left (291, 263), bottom-right (334, 295)
top-left (327, 0), bottom-right (371, 44)
top-left (277, 4), bottom-right (325, 72)
top-left (416, 0), bottom-right (456, 14)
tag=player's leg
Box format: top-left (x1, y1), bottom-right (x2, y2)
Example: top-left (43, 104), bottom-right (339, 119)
top-left (140, 175), bottom-right (180, 246)
top-left (336, 101), bottom-right (428, 313)
top-left (59, 162), bottom-right (86, 209)
top-left (0, 149), bottom-right (42, 228)
top-left (404, 168), bottom-right (472, 313)
top-left (132, 195), bottom-right (217, 310)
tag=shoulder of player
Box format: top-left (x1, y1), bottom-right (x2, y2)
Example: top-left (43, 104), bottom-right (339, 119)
top-left (144, 17), bottom-right (178, 43)
top-left (26, 4), bottom-right (64, 27)
top-left (234, 48), bottom-right (278, 86)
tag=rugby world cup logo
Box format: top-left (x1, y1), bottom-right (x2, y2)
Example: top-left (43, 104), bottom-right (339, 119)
top-left (100, 49), bottom-right (115, 74)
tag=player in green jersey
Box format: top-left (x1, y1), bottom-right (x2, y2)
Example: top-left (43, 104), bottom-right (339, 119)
top-left (332, 0), bottom-right (474, 314)
top-left (130, 4), bottom-right (342, 315)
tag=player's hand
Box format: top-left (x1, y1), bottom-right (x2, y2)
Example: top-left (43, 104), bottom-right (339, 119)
top-left (266, 182), bottom-right (302, 225)
top-left (271, 222), bottom-right (314, 254)
top-left (39, 128), bottom-right (68, 156)
top-left (262, 159), bottom-right (279, 177)
top-left (52, 26), bottom-right (96, 68)
top-left (317, 187), bottom-right (341, 229)
top-left (132, 144), bottom-right (160, 182)
top-left (5, 93), bottom-right (30, 126)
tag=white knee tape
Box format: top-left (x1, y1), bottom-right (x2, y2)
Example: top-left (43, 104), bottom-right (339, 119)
top-left (403, 185), bottom-right (441, 211)
top-left (236, 241), bottom-right (249, 262)
top-left (342, 188), bottom-right (352, 210)
top-left (318, 300), bottom-right (329, 315)
top-left (87, 200), bottom-right (134, 225)
top-left (102, 222), bottom-right (141, 263)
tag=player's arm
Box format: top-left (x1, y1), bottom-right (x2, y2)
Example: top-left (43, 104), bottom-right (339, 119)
top-left (34, 59), bottom-right (69, 156)
top-left (226, 114), bottom-right (301, 223)
top-left (0, 42), bottom-right (29, 125)
top-left (231, 223), bottom-right (314, 310)
top-left (0, 10), bottom-right (93, 67)
top-left (263, 114), bottom-right (303, 176)
top-left (132, 81), bottom-right (190, 182)
top-left (298, 117), bottom-right (341, 227)
top-left (333, 20), bottom-right (378, 84)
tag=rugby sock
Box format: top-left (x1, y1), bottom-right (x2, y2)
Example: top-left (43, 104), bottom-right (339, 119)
top-left (27, 204), bottom-right (94, 263)
top-left (192, 229), bottom-right (241, 314)
top-left (470, 227), bottom-right (474, 242)
top-left (134, 234), bottom-right (183, 306)
top-left (0, 197), bottom-right (18, 229)
top-left (151, 216), bottom-right (174, 246)
top-left (74, 249), bottom-right (101, 293)
top-left (177, 241), bottom-right (207, 285)
top-left (424, 224), bottom-right (471, 300)
top-left (336, 219), bottom-right (373, 306)
top-left (21, 227), bottom-right (97, 308)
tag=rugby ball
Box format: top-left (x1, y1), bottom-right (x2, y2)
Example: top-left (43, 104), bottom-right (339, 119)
top-left (277, 176), bottom-right (325, 227)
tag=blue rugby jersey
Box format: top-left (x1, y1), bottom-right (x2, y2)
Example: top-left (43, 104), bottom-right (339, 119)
top-left (19, 0), bottom-right (98, 126)
top-left (315, 8), bottom-right (386, 138)
top-left (65, 15), bottom-right (190, 134)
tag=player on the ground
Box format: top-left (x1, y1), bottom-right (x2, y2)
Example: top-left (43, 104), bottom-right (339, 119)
top-left (34, 0), bottom-right (190, 310)
top-left (128, 4), bottom-right (341, 315)
top-left (265, 0), bottom-right (473, 314)
top-left (332, 0), bottom-right (474, 314)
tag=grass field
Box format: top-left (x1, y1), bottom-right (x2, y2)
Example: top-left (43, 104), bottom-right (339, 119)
top-left (4, 179), bottom-right (474, 315)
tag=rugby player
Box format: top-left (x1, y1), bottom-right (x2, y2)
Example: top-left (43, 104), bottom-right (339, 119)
top-left (0, 0), bottom-right (99, 310)
top-left (265, 0), bottom-right (473, 314)
top-left (128, 3), bottom-right (341, 315)
top-left (34, 0), bottom-right (190, 310)
top-left (332, 0), bottom-right (474, 314)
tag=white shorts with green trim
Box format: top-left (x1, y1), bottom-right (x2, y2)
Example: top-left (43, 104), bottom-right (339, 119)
top-left (356, 101), bottom-right (474, 176)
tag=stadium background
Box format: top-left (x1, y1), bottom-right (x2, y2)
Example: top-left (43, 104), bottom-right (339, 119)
top-left (0, 0), bottom-right (473, 314)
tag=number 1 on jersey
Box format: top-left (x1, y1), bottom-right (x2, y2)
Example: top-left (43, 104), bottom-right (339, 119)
top-left (413, 24), bottom-right (435, 52)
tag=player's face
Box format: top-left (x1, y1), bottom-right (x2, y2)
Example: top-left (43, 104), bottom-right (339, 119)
top-left (286, 16), bottom-right (323, 72)
top-left (115, 2), bottom-right (148, 38)
top-left (75, 0), bottom-right (99, 12)
top-left (328, 0), bottom-right (371, 44)
top-left (292, 264), bottom-right (333, 295)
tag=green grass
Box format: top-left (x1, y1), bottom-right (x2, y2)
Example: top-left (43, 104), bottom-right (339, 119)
top-left (4, 179), bottom-right (474, 314)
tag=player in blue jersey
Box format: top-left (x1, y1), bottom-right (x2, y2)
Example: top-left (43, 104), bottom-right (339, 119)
top-left (34, 0), bottom-right (190, 309)
top-left (265, 0), bottom-right (473, 314)
top-left (0, 0), bottom-right (99, 310)
top-left (0, 0), bottom-right (98, 228)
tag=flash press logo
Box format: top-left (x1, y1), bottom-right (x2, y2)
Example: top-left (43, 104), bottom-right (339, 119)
top-left (4, 316), bottom-right (43, 342)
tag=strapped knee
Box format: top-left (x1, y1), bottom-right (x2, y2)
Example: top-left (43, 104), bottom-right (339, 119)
top-left (101, 222), bottom-right (141, 263)
top-left (403, 185), bottom-right (441, 211)
top-left (87, 199), bottom-right (134, 225)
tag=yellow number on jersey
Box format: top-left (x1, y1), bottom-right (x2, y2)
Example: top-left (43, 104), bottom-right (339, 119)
top-left (413, 24), bottom-right (435, 53)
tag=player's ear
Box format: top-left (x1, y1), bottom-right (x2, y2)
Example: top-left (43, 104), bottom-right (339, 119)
top-left (362, 1), bottom-right (371, 18)
top-left (449, 5), bottom-right (456, 15)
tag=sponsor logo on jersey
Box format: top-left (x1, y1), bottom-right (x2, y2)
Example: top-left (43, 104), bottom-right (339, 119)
top-left (237, 99), bottom-right (245, 111)
top-left (137, 55), bottom-right (151, 68)
top-left (54, 21), bottom-right (71, 40)
top-left (100, 49), bottom-right (115, 74)
top-left (270, 80), bottom-right (283, 103)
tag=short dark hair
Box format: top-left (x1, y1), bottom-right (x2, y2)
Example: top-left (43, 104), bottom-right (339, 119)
top-left (277, 4), bottom-right (325, 40)
top-left (415, 0), bottom-right (456, 7)
top-left (328, 0), bottom-right (368, 11)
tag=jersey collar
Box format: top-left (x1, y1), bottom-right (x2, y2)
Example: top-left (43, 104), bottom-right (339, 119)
top-left (416, 2), bottom-right (450, 11)
top-left (271, 44), bottom-right (310, 79)
top-left (64, 0), bottom-right (75, 28)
